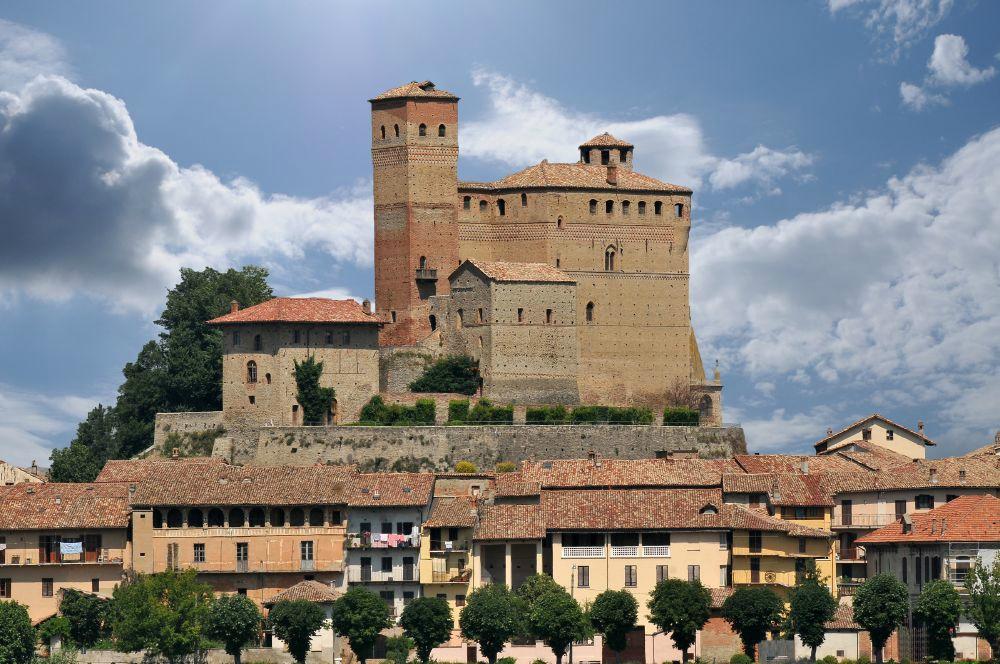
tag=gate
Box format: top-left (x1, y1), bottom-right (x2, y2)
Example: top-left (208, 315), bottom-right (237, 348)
top-left (758, 639), bottom-right (794, 664)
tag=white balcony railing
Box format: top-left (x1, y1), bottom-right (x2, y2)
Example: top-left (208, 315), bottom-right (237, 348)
top-left (562, 546), bottom-right (605, 559)
top-left (833, 514), bottom-right (897, 528)
top-left (642, 545), bottom-right (671, 557)
top-left (610, 546), bottom-right (639, 558)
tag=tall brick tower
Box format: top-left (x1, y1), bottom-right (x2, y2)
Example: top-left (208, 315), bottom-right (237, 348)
top-left (370, 81), bottom-right (460, 346)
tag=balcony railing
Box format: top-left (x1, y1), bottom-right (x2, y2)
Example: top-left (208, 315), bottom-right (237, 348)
top-left (610, 545), bottom-right (639, 558)
top-left (836, 546), bottom-right (864, 561)
top-left (414, 268), bottom-right (438, 281)
top-left (837, 578), bottom-right (867, 595)
top-left (348, 569), bottom-right (419, 583)
top-left (429, 541), bottom-right (471, 552)
top-left (833, 514), bottom-right (897, 528)
top-left (642, 545), bottom-right (671, 557)
top-left (236, 559), bottom-right (249, 573)
top-left (562, 545), bottom-right (671, 559)
top-left (301, 559), bottom-right (315, 571)
top-left (1, 550), bottom-right (122, 566)
top-left (562, 546), bottom-right (605, 559)
top-left (347, 533), bottom-right (419, 549)
top-left (431, 569), bottom-right (472, 583)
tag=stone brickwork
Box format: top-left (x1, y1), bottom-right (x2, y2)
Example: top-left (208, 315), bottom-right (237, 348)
top-left (153, 411), bottom-right (225, 453)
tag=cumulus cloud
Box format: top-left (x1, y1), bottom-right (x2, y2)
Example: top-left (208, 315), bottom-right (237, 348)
top-left (0, 75), bottom-right (373, 313)
top-left (900, 35), bottom-right (996, 111)
top-left (462, 69), bottom-right (814, 195)
top-left (692, 127), bottom-right (1000, 449)
top-left (899, 80), bottom-right (948, 110)
top-left (740, 407), bottom-right (839, 452)
top-left (828, 0), bottom-right (953, 56)
top-left (0, 383), bottom-right (104, 466)
top-left (0, 19), bottom-right (70, 90)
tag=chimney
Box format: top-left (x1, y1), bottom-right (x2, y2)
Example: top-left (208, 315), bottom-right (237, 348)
top-left (362, 299), bottom-right (372, 315)
top-left (30, 460), bottom-right (38, 475)
top-left (930, 468), bottom-right (938, 484)
top-left (801, 460), bottom-right (809, 475)
top-left (230, 300), bottom-right (239, 314)
top-left (826, 427), bottom-right (833, 435)
top-left (606, 165), bottom-right (618, 186)
top-left (588, 450), bottom-right (597, 462)
top-left (171, 447), bottom-right (179, 459)
top-left (918, 420), bottom-right (925, 434)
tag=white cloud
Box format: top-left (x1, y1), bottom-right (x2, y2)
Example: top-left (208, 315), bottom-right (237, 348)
top-left (899, 80), bottom-right (948, 110)
top-left (828, 0), bottom-right (954, 56)
top-left (692, 126), bottom-right (1000, 448)
top-left (0, 19), bottom-right (69, 91)
top-left (0, 383), bottom-right (105, 466)
top-left (928, 34), bottom-right (997, 86)
top-left (462, 69), bottom-right (814, 195)
top-left (741, 407), bottom-right (838, 452)
top-left (291, 287), bottom-right (364, 301)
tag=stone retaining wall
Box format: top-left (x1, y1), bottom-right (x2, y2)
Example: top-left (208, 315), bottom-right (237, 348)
top-left (153, 411), bottom-right (225, 455)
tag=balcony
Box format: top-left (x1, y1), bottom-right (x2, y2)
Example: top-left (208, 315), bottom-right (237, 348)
top-left (610, 546), bottom-right (638, 558)
top-left (431, 569), bottom-right (472, 583)
top-left (562, 546), bottom-right (605, 559)
top-left (836, 546), bottom-right (864, 562)
top-left (347, 533), bottom-right (419, 549)
top-left (301, 559), bottom-right (315, 572)
top-left (236, 559), bottom-right (249, 573)
top-left (837, 578), bottom-right (867, 596)
top-left (414, 268), bottom-right (438, 281)
top-left (347, 569), bottom-right (419, 584)
top-left (833, 514), bottom-right (897, 529)
top-left (186, 559), bottom-right (343, 573)
top-left (2, 550), bottom-right (123, 566)
top-left (429, 541), bottom-right (471, 553)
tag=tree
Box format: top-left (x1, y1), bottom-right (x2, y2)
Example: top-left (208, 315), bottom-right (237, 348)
top-left (721, 587), bottom-right (784, 658)
top-left (647, 579), bottom-right (712, 662)
top-left (400, 596), bottom-right (453, 664)
top-left (49, 405), bottom-right (114, 482)
top-left (524, 587), bottom-right (590, 664)
top-left (409, 355), bottom-right (479, 395)
top-left (590, 590), bottom-right (638, 664)
top-left (59, 588), bottom-right (110, 648)
top-left (293, 355), bottom-right (336, 425)
top-left (914, 579), bottom-right (961, 661)
top-left (515, 574), bottom-right (563, 610)
top-left (206, 594), bottom-right (262, 664)
top-left (852, 574), bottom-right (909, 664)
top-left (110, 569), bottom-right (213, 662)
top-left (460, 584), bottom-right (520, 664)
top-left (37, 615), bottom-right (72, 653)
top-left (964, 557), bottom-right (1000, 663)
top-left (329, 587), bottom-right (393, 664)
top-left (268, 600), bottom-right (327, 664)
top-left (787, 575), bottom-right (837, 662)
top-left (0, 601), bottom-right (37, 664)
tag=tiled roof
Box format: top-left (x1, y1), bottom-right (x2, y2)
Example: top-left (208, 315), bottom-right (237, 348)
top-left (710, 587), bottom-right (735, 609)
top-left (518, 458), bottom-right (741, 489)
top-left (460, 161), bottom-right (691, 194)
top-left (347, 473), bottom-right (435, 507)
top-left (425, 496), bottom-right (478, 528)
top-left (962, 441), bottom-right (1000, 458)
top-left (0, 483), bottom-right (130, 530)
top-left (826, 604), bottom-right (860, 630)
top-left (95, 457), bottom-right (226, 483)
top-left (857, 494), bottom-right (1000, 544)
top-left (129, 461), bottom-right (354, 506)
top-left (207, 298), bottom-right (378, 325)
top-left (722, 504), bottom-right (831, 538)
top-left (735, 454), bottom-right (858, 474)
top-left (872, 456), bottom-right (1000, 491)
top-left (832, 442), bottom-right (914, 471)
top-left (813, 414), bottom-right (935, 449)
top-left (723, 473), bottom-right (834, 506)
top-left (266, 580), bottom-right (340, 605)
top-left (474, 503), bottom-right (546, 541)
top-left (494, 472), bottom-right (541, 497)
top-left (579, 133), bottom-right (634, 148)
top-left (370, 80), bottom-right (458, 102)
top-left (541, 488), bottom-right (726, 531)
top-left (460, 260), bottom-right (575, 284)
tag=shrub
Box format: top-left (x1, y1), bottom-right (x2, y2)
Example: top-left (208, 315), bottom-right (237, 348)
top-left (409, 355), bottom-right (479, 394)
top-left (455, 461), bottom-right (478, 473)
top-left (820, 656), bottom-right (839, 664)
top-left (570, 405), bottom-right (654, 424)
top-left (663, 407), bottom-right (699, 426)
top-left (37, 615), bottom-right (72, 649)
top-left (730, 655), bottom-right (754, 664)
top-left (497, 658), bottom-right (518, 664)
top-left (526, 405), bottom-right (569, 424)
top-left (358, 396), bottom-right (436, 425)
top-left (467, 399), bottom-right (513, 424)
top-left (448, 399), bottom-right (470, 423)
top-left (385, 635), bottom-right (413, 664)
top-left (857, 657), bottom-right (871, 664)
top-left (495, 461), bottom-right (516, 473)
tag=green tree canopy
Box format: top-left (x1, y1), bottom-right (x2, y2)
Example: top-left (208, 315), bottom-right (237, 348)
top-left (400, 596), bottom-right (454, 664)
top-left (964, 557), bottom-right (1000, 663)
top-left (787, 575), bottom-right (837, 662)
top-left (409, 355), bottom-right (479, 395)
top-left (59, 588), bottom-right (110, 648)
top-left (109, 569), bottom-right (214, 662)
top-left (268, 600), bottom-right (327, 664)
top-left (852, 574), bottom-right (909, 664)
top-left (524, 586), bottom-right (590, 664)
top-left (329, 587), bottom-right (393, 664)
top-left (589, 590), bottom-right (639, 664)
top-left (721, 587), bottom-right (785, 658)
top-left (293, 355), bottom-right (336, 425)
top-left (459, 584), bottom-right (520, 664)
top-left (914, 579), bottom-right (962, 661)
top-left (0, 601), bottom-right (35, 664)
top-left (205, 594), bottom-right (262, 664)
top-left (647, 578), bottom-right (712, 661)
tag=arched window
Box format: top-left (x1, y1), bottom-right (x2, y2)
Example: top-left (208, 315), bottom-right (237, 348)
top-left (479, 200), bottom-right (487, 212)
top-left (419, 123), bottom-right (427, 136)
top-left (438, 124), bottom-right (446, 137)
top-left (546, 309), bottom-right (553, 324)
top-left (152, 510), bottom-right (163, 529)
top-left (166, 508), bottom-right (183, 528)
top-left (394, 124), bottom-right (399, 137)
top-left (309, 508), bottom-right (325, 527)
top-left (902, 556), bottom-right (908, 583)
top-left (700, 505), bottom-right (719, 515)
top-left (270, 508), bottom-right (285, 527)
top-left (638, 201), bottom-right (646, 215)
top-left (699, 395), bottom-right (714, 425)
top-left (605, 247), bottom-right (616, 271)
top-left (582, 149), bottom-right (591, 164)
top-left (675, 203), bottom-right (684, 217)
top-left (520, 193), bottom-right (527, 207)
top-left (289, 507), bottom-right (305, 527)
top-left (556, 217), bottom-right (563, 229)
top-left (253, 334), bottom-right (262, 351)
top-left (619, 148), bottom-right (628, 162)
top-left (622, 200), bottom-right (630, 215)
top-left (601, 150), bottom-right (610, 165)
top-left (188, 508), bottom-right (204, 528)
top-left (456, 309), bottom-right (464, 329)
top-left (517, 308), bottom-right (524, 323)
top-left (605, 200), bottom-right (613, 214)
top-left (497, 199), bottom-right (506, 216)
top-left (429, 315), bottom-right (437, 331)
top-left (589, 199), bottom-right (598, 214)
top-left (419, 256), bottom-right (427, 268)
top-left (208, 508), bottom-right (225, 527)
top-left (463, 196), bottom-right (471, 210)
top-left (228, 507), bottom-right (245, 528)
top-left (380, 125), bottom-right (386, 139)
top-left (586, 302), bottom-right (594, 323)
top-left (265, 373), bottom-right (271, 384)
top-left (249, 507), bottom-right (266, 527)
top-left (246, 361), bottom-right (257, 384)
top-left (654, 201), bottom-right (663, 215)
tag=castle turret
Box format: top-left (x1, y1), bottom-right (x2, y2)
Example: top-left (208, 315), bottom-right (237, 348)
top-left (370, 81), bottom-right (460, 346)
top-left (578, 132), bottom-right (634, 170)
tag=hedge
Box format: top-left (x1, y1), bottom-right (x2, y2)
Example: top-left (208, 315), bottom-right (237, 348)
top-left (663, 406), bottom-right (699, 426)
top-left (358, 395), bottom-right (436, 425)
top-left (525, 405), bottom-right (569, 424)
top-left (448, 399), bottom-right (470, 423)
top-left (408, 355), bottom-right (479, 395)
top-left (466, 399), bottom-right (514, 424)
top-left (570, 405), bottom-right (654, 424)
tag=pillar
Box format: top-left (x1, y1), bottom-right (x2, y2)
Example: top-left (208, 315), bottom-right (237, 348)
top-left (504, 542), bottom-right (512, 587)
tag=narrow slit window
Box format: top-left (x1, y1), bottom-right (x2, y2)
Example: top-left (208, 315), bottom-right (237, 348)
top-left (606, 200), bottom-right (613, 214)
top-left (418, 123), bottom-right (427, 136)
top-left (589, 199), bottom-right (597, 214)
top-left (438, 124), bottom-right (446, 137)
top-left (654, 201), bottom-right (663, 215)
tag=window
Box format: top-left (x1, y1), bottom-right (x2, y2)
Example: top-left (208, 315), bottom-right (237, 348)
top-left (381, 557), bottom-right (393, 573)
top-left (229, 508), bottom-right (245, 527)
top-left (675, 203), bottom-right (684, 217)
top-left (478, 307), bottom-right (484, 323)
top-left (656, 565), bottom-right (669, 583)
top-left (232, 331), bottom-right (240, 346)
top-left (193, 543), bottom-right (205, 563)
top-left (719, 533), bottom-right (729, 550)
top-left (589, 199), bottom-right (597, 214)
top-left (456, 594), bottom-right (466, 606)
top-left (270, 508), bottom-right (285, 527)
top-left (585, 302), bottom-right (594, 323)
top-left (249, 507), bottom-right (266, 527)
top-left (0, 578), bottom-right (10, 598)
top-left (254, 334), bottom-right (262, 351)
top-left (429, 315), bottom-right (437, 331)
top-left (517, 308), bottom-right (524, 323)
top-left (750, 557), bottom-right (761, 583)
top-left (293, 330), bottom-right (300, 343)
top-left (917, 555), bottom-right (924, 586)
top-left (301, 541), bottom-right (314, 561)
top-left (749, 530), bottom-right (762, 553)
top-left (438, 124), bottom-right (446, 137)
top-left (555, 258), bottom-right (560, 267)
top-left (946, 494), bottom-right (958, 502)
top-left (605, 247), bottom-right (616, 271)
top-left (248, 395), bottom-right (255, 405)
top-left (620, 148), bottom-right (628, 162)
top-left (0, 537), bottom-right (4, 564)
top-left (798, 537), bottom-right (807, 554)
top-left (463, 196), bottom-right (471, 210)
top-left (290, 508), bottom-right (305, 527)
top-left (188, 508), bottom-right (203, 528)
top-left (688, 565), bottom-right (700, 582)
top-left (380, 125), bottom-right (385, 139)
top-left (638, 201), bottom-right (646, 215)
top-left (419, 123), bottom-right (426, 136)
top-left (208, 508), bottom-right (225, 527)
top-left (394, 124), bottom-right (399, 137)
top-left (404, 591), bottom-right (415, 604)
top-left (403, 556), bottom-right (415, 581)
top-left (324, 330), bottom-right (333, 344)
top-left (886, 429), bottom-right (894, 440)
top-left (605, 200), bottom-right (613, 214)
top-left (236, 542), bottom-right (249, 562)
top-left (625, 565), bottom-right (638, 587)
top-left (166, 508), bottom-right (183, 528)
top-left (654, 201), bottom-right (663, 215)
top-left (521, 193), bottom-right (527, 207)
top-left (916, 494), bottom-right (934, 509)
top-left (955, 556), bottom-right (972, 583)
top-left (750, 493), bottom-right (765, 508)
top-left (331, 510), bottom-right (341, 524)
top-left (959, 469), bottom-right (967, 482)
top-left (622, 200), bottom-right (630, 215)
top-left (497, 199), bottom-right (506, 216)
top-left (309, 508), bottom-right (324, 527)
top-left (42, 578), bottom-right (53, 597)
top-left (246, 361), bottom-right (257, 384)
top-left (601, 150), bottom-right (610, 165)
top-left (895, 500), bottom-right (907, 517)
top-left (902, 556), bottom-right (908, 583)
top-left (720, 565), bottom-right (730, 586)
top-left (546, 309), bottom-right (553, 324)
top-left (479, 200), bottom-right (487, 212)
top-left (862, 428), bottom-right (872, 441)
top-left (577, 565), bottom-right (590, 587)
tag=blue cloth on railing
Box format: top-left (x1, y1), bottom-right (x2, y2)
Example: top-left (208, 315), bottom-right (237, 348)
top-left (60, 541), bottom-right (83, 555)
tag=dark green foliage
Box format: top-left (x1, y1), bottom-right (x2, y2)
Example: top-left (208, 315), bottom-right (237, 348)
top-left (788, 575), bottom-right (837, 661)
top-left (329, 587), bottom-right (393, 664)
top-left (730, 654), bottom-right (754, 664)
top-left (109, 569), bottom-right (214, 661)
top-left (385, 635), bottom-right (414, 664)
top-left (0, 601), bottom-right (35, 663)
top-left (466, 399), bottom-right (514, 424)
top-left (293, 355), bottom-right (336, 425)
top-left (663, 407), bottom-right (700, 426)
top-left (460, 584), bottom-right (520, 664)
top-left (358, 395), bottom-right (436, 425)
top-left (647, 579), bottom-right (712, 660)
top-left (526, 405), bottom-right (569, 424)
top-left (523, 586), bottom-right (589, 664)
top-left (268, 600), bottom-right (327, 664)
top-left (205, 593), bottom-right (262, 664)
top-left (495, 461), bottom-right (517, 473)
top-left (852, 574), bottom-right (909, 664)
top-left (48, 266), bottom-right (273, 478)
top-left (721, 587), bottom-right (785, 658)
top-left (570, 405), bottom-right (654, 424)
top-left (448, 399), bottom-right (470, 423)
top-left (515, 574), bottom-right (564, 614)
top-left (588, 590), bottom-right (639, 664)
top-left (409, 355), bottom-right (479, 395)
top-left (964, 557), bottom-right (1000, 662)
top-left (915, 579), bottom-right (962, 661)
top-left (37, 615), bottom-right (71, 651)
top-left (400, 597), bottom-right (453, 664)
top-left (59, 588), bottom-right (110, 648)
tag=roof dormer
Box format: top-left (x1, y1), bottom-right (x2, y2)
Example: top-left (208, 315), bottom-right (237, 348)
top-left (579, 132), bottom-right (634, 170)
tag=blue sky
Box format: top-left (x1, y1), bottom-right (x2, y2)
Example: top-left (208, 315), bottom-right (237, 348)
top-left (0, 1), bottom-right (998, 465)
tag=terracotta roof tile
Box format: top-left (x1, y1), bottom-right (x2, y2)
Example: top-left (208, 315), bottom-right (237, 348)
top-left (579, 133), bottom-right (634, 148)
top-left (517, 458), bottom-right (741, 489)
top-left (826, 604), bottom-right (860, 630)
top-left (494, 472), bottom-right (541, 497)
top-left (370, 80), bottom-right (458, 102)
top-left (734, 454), bottom-right (858, 474)
top-left (857, 494), bottom-right (1000, 544)
top-left (710, 587), bottom-right (735, 609)
top-left (813, 414), bottom-right (935, 449)
top-left (207, 298), bottom-right (378, 325)
top-left (872, 456), bottom-right (1000, 491)
top-left (0, 483), bottom-right (130, 530)
top-left (426, 496), bottom-right (479, 528)
top-left (460, 260), bottom-right (575, 284)
top-left (474, 503), bottom-right (545, 541)
top-left (460, 161), bottom-right (690, 194)
top-left (266, 580), bottom-right (340, 605)
top-left (541, 488), bottom-right (726, 530)
top-left (723, 472), bottom-right (836, 505)
top-left (95, 457), bottom-right (226, 483)
top-left (722, 504), bottom-right (831, 538)
top-left (347, 473), bottom-right (434, 507)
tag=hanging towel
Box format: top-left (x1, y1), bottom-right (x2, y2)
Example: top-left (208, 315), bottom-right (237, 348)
top-left (60, 541), bottom-right (83, 555)
top-left (0, 543), bottom-right (6, 551)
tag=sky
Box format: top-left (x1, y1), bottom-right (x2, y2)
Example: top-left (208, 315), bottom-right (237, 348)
top-left (0, 0), bottom-right (998, 466)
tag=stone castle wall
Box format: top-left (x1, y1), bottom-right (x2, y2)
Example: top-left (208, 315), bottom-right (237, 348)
top-left (153, 411), bottom-right (225, 454)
